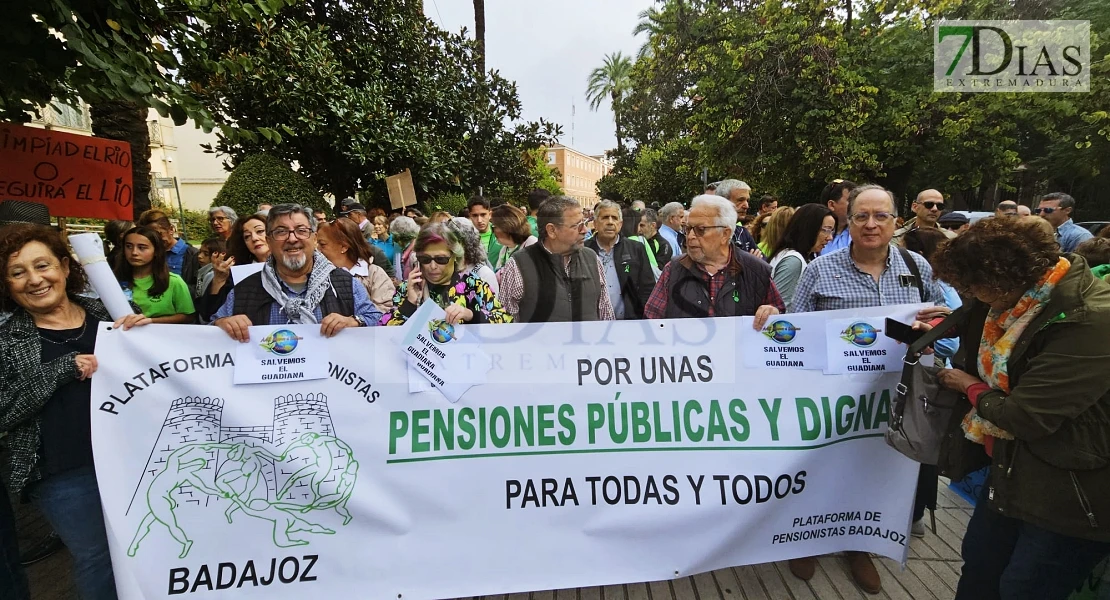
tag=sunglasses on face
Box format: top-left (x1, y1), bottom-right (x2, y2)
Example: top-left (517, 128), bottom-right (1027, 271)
top-left (1033, 207), bottom-right (1057, 215)
top-left (941, 223), bottom-right (963, 230)
top-left (416, 254), bottom-right (452, 265)
top-left (920, 201), bottom-right (944, 210)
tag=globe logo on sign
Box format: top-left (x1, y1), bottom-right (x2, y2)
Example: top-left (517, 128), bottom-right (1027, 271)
top-left (429, 319), bottom-right (455, 344)
top-left (761, 320), bottom-right (800, 344)
top-left (840, 322), bottom-right (880, 347)
top-left (259, 329), bottom-right (302, 355)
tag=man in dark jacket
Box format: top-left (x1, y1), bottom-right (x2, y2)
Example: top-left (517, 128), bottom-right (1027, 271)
top-left (644, 195), bottom-right (783, 322)
top-left (584, 200), bottom-right (656, 319)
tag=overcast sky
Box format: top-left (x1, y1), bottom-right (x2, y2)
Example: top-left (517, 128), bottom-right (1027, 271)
top-left (423, 0), bottom-right (651, 157)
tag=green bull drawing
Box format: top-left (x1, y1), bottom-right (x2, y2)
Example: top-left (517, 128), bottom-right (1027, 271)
top-left (128, 394), bottom-right (357, 559)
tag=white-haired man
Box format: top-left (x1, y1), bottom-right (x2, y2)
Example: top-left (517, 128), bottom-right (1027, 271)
top-left (713, 179), bottom-right (762, 256)
top-left (643, 195), bottom-right (783, 323)
top-left (657, 202), bottom-right (685, 255)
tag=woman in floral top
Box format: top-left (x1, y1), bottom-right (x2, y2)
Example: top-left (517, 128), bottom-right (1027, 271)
top-left (381, 222), bottom-right (511, 325)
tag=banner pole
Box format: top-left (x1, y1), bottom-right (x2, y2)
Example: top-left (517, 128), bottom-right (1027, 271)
top-left (172, 177), bottom-right (188, 241)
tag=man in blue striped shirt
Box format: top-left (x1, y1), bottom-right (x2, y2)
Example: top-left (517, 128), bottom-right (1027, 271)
top-left (788, 184), bottom-right (948, 595)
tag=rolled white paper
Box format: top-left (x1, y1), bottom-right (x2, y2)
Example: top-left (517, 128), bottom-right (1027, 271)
top-left (68, 232), bottom-right (134, 320)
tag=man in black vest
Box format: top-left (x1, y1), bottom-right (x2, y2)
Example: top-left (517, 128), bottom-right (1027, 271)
top-left (211, 204), bottom-right (383, 341)
top-left (497, 196), bottom-right (615, 322)
top-left (584, 200), bottom-right (656, 319)
top-left (643, 195), bottom-right (784, 325)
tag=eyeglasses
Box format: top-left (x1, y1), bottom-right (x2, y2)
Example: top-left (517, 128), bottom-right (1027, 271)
top-left (269, 227), bottom-right (315, 240)
top-left (941, 223), bottom-right (964, 231)
top-left (209, 216), bottom-right (229, 223)
top-left (416, 254), bottom-right (452, 265)
top-left (920, 201), bottom-right (944, 210)
top-left (686, 225), bottom-right (729, 238)
top-left (819, 226), bottom-right (836, 234)
top-left (1032, 207), bottom-right (1057, 215)
top-left (561, 219), bottom-right (588, 230)
top-left (849, 212), bottom-right (895, 225)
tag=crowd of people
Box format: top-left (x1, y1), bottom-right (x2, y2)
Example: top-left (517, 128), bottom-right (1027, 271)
top-left (0, 177), bottom-right (1107, 599)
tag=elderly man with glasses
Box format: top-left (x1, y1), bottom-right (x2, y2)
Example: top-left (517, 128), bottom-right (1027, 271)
top-left (788, 184), bottom-right (947, 594)
top-left (643, 195), bottom-right (784, 322)
top-left (497, 196), bottom-right (615, 322)
top-left (211, 203), bottom-right (382, 341)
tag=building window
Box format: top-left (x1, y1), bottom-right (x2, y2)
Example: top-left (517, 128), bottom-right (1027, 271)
top-left (48, 101), bottom-right (90, 131)
top-left (547, 151), bottom-right (556, 165)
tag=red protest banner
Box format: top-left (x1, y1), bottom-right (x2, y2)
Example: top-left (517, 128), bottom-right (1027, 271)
top-left (0, 122), bottom-right (134, 220)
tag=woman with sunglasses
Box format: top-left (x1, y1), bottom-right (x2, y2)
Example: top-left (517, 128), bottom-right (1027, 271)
top-left (381, 223), bottom-right (510, 326)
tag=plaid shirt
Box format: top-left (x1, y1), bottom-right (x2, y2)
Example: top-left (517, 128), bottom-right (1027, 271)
top-left (497, 243), bottom-right (615, 321)
top-left (791, 244), bottom-right (944, 313)
top-left (644, 249), bottom-right (786, 319)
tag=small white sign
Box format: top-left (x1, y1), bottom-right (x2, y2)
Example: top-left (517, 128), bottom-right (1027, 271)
top-left (233, 324), bottom-right (330, 384)
top-left (739, 313), bottom-right (827, 370)
top-left (401, 300), bottom-right (491, 403)
top-left (824, 312), bottom-right (916, 375)
top-left (230, 262), bottom-right (265, 284)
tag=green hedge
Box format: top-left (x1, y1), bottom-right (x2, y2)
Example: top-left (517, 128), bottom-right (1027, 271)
top-left (428, 192), bottom-right (469, 216)
top-left (213, 154), bottom-right (326, 219)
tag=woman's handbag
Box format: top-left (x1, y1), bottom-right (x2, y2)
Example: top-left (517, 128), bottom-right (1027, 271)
top-left (885, 306), bottom-right (970, 465)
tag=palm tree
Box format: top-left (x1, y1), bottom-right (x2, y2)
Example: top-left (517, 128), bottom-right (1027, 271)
top-left (473, 0), bottom-right (485, 73)
top-left (586, 52), bottom-right (634, 153)
top-left (90, 101), bottom-right (152, 218)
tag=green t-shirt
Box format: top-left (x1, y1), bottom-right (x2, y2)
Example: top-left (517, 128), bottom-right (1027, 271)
top-left (129, 273), bottom-right (195, 318)
top-left (527, 215), bottom-right (539, 238)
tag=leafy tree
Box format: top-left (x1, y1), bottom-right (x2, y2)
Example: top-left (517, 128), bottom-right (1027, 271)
top-left (428, 192), bottom-right (470, 216)
top-left (2, 0), bottom-right (286, 129)
top-left (605, 0), bottom-right (1110, 213)
top-left (5, 0), bottom-right (290, 218)
top-left (586, 52), bottom-right (635, 153)
top-left (180, 0), bottom-right (558, 210)
top-left (526, 149), bottom-right (564, 196)
top-left (212, 154), bottom-right (325, 219)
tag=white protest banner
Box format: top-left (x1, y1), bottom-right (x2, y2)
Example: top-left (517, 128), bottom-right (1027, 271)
top-left (738, 313), bottom-right (828, 370)
top-left (92, 307), bottom-right (920, 600)
top-left (233, 325), bottom-right (330, 384)
top-left (824, 304), bottom-right (927, 375)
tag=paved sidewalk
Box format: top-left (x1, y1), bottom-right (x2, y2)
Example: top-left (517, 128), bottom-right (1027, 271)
top-left (24, 483), bottom-right (972, 600)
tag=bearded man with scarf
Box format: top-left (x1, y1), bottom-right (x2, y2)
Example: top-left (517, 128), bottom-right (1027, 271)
top-left (212, 204), bottom-right (382, 342)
